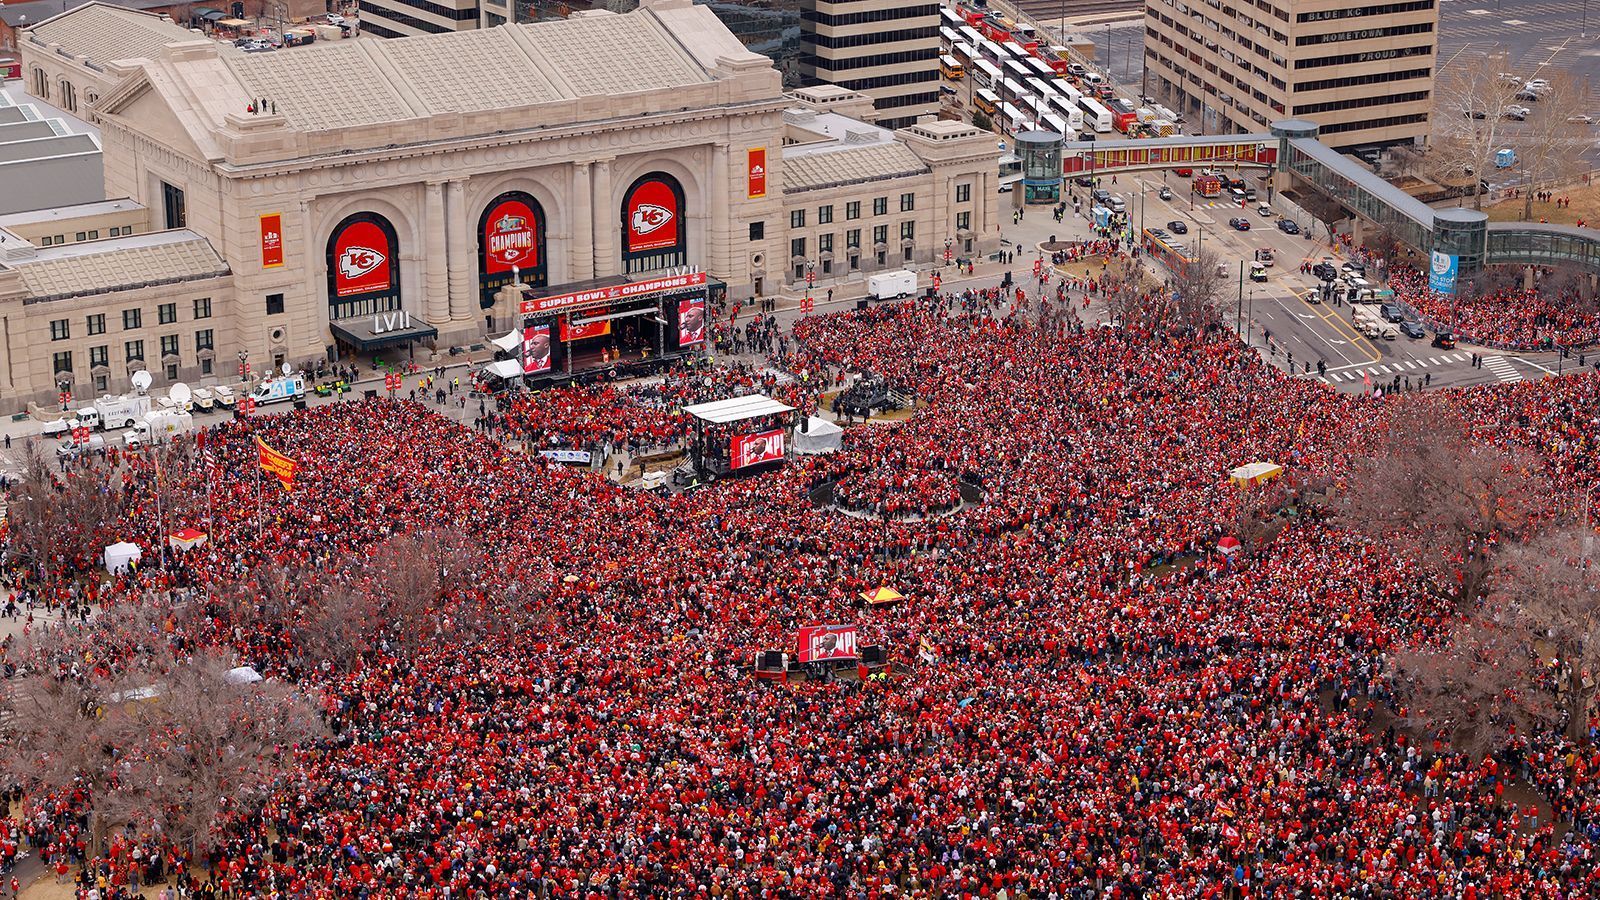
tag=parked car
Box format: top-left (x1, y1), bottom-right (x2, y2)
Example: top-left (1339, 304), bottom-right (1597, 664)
top-left (1166, 220), bottom-right (1188, 234)
top-left (1158, 186), bottom-right (1173, 200)
top-left (1278, 219), bottom-right (1300, 235)
top-left (1432, 331), bottom-right (1457, 349)
top-left (1569, 114), bottom-right (1596, 124)
top-left (325, 12), bottom-right (346, 24)
top-left (1073, 175), bottom-right (1095, 187)
top-left (1312, 261), bottom-right (1338, 281)
top-left (1400, 320), bottom-right (1426, 339)
top-left (1066, 63), bottom-right (1087, 77)
top-left (1244, 188), bottom-right (1258, 202)
top-left (1379, 303), bottom-right (1406, 323)
top-left (1173, 167), bottom-right (1192, 176)
top-left (1228, 217), bottom-right (1251, 231)
top-left (1342, 261), bottom-right (1366, 275)
top-left (1504, 105), bottom-right (1530, 121)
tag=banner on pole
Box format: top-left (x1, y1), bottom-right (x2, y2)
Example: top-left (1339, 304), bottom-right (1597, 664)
top-left (255, 436), bottom-right (298, 490)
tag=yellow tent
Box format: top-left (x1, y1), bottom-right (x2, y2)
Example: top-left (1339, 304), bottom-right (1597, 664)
top-left (861, 586), bottom-right (905, 606)
top-left (1229, 461), bottom-right (1284, 488)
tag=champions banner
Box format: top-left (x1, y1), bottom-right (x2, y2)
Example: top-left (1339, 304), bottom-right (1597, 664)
top-left (797, 625), bottom-right (858, 663)
top-left (255, 436), bottom-right (298, 490)
top-left (731, 428), bottom-right (784, 469)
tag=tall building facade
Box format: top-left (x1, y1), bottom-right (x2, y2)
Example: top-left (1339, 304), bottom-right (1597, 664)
top-left (1143, 0), bottom-right (1438, 149)
top-left (799, 0), bottom-right (939, 130)
top-left (359, 0), bottom-right (481, 37)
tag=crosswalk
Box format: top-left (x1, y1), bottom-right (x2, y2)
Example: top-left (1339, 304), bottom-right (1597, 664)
top-left (1319, 352), bottom-right (1475, 384)
top-left (1483, 355), bottom-right (1524, 383)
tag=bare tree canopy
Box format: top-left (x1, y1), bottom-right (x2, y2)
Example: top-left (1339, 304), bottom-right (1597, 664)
top-left (4, 444), bottom-right (122, 576)
top-left (1429, 52), bottom-right (1524, 209)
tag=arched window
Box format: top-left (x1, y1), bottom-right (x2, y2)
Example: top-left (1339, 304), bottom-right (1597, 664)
top-left (59, 81), bottom-right (76, 113)
top-left (32, 68), bottom-right (48, 100)
top-left (325, 212), bottom-right (402, 321)
top-left (477, 190), bottom-right (547, 309)
top-left (620, 172), bottom-right (687, 274)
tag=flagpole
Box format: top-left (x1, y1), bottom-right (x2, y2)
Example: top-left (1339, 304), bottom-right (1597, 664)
top-left (156, 451), bottom-right (168, 571)
top-left (255, 441), bottom-right (264, 541)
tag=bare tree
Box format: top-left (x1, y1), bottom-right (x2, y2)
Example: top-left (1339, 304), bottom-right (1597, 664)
top-left (4, 444), bottom-right (122, 577)
top-left (1508, 73), bottom-right (1592, 221)
top-left (1429, 51), bottom-right (1523, 209)
top-left (1168, 246), bottom-right (1228, 329)
top-left (1494, 525), bottom-right (1600, 740)
top-left (1393, 613), bottom-right (1549, 759)
top-left (1331, 397), bottom-right (1543, 609)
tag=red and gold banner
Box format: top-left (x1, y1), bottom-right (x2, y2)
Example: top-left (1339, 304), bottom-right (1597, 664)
top-left (259, 213), bottom-right (284, 268)
top-left (747, 147), bottom-right (767, 199)
top-left (255, 436), bottom-right (298, 490)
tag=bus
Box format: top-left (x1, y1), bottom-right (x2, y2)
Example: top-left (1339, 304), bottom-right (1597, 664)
top-left (941, 7), bottom-right (966, 28)
top-left (1041, 112), bottom-right (1069, 137)
top-left (979, 39), bottom-right (1007, 64)
top-left (973, 88), bottom-right (1000, 116)
top-left (1003, 58), bottom-right (1032, 84)
top-left (999, 153), bottom-right (1023, 192)
top-left (940, 54), bottom-right (966, 80)
top-left (998, 77), bottom-right (1029, 104)
top-left (973, 59), bottom-right (1002, 88)
top-left (1002, 41), bottom-right (1032, 62)
top-left (940, 25), bottom-right (961, 49)
top-left (1024, 57), bottom-right (1057, 80)
top-left (1106, 98), bottom-right (1138, 133)
top-left (958, 24), bottom-right (985, 48)
top-left (1014, 23), bottom-right (1037, 42)
top-left (998, 102), bottom-right (1030, 135)
top-left (1142, 229), bottom-right (1196, 276)
top-left (1019, 94), bottom-right (1048, 121)
top-left (952, 41), bottom-right (976, 64)
top-left (1045, 94), bottom-right (1084, 131)
top-left (1078, 96), bottom-right (1113, 133)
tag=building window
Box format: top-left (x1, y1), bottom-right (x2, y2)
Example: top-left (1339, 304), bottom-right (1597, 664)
top-left (790, 209), bottom-right (805, 228)
top-left (87, 314), bottom-right (105, 336)
top-left (846, 201), bottom-right (861, 220)
top-left (94, 375), bottom-right (109, 394)
top-left (160, 335), bottom-right (180, 358)
top-left (819, 233), bottom-right (834, 253)
top-left (88, 230), bottom-right (98, 240)
top-left (158, 302), bottom-right (177, 325)
top-left (900, 193), bottom-right (916, 212)
top-left (956, 183), bottom-right (972, 203)
top-left (818, 205), bottom-right (833, 224)
top-left (196, 329), bottom-right (214, 352)
top-left (89, 346), bottom-right (108, 368)
top-left (108, 226), bottom-right (124, 237)
top-left (957, 211), bottom-right (971, 231)
top-left (161, 181), bottom-right (187, 230)
top-left (821, 259), bottom-right (832, 275)
top-left (749, 221), bottom-right (765, 241)
top-left (75, 232), bottom-right (87, 243)
top-left (201, 358), bottom-right (213, 376)
top-left (193, 297), bottom-right (212, 319)
top-left (900, 221), bottom-right (916, 240)
top-left (53, 351), bottom-right (72, 374)
top-left (903, 246), bottom-right (914, 262)
top-left (873, 197), bottom-right (888, 216)
top-left (50, 319), bottom-right (70, 341)
top-left (166, 363), bottom-right (179, 381)
top-left (123, 309), bottom-right (142, 330)
top-left (125, 340), bottom-right (144, 362)
top-left (877, 250), bottom-right (887, 266)
top-left (873, 225), bottom-right (888, 245)
top-left (266, 293), bottom-right (285, 315)
top-left (791, 237), bottom-right (806, 258)
top-left (847, 228), bottom-right (861, 249)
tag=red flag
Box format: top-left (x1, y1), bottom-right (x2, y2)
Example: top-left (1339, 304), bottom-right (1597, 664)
top-left (255, 435), bottom-right (298, 490)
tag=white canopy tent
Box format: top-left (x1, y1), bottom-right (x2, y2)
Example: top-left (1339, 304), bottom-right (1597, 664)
top-left (483, 359), bottom-right (523, 380)
top-left (489, 329), bottom-right (521, 353)
top-left (794, 416), bottom-right (843, 455)
top-left (224, 666), bottom-right (264, 685)
top-left (103, 541), bottom-right (141, 574)
top-left (682, 394), bottom-right (795, 424)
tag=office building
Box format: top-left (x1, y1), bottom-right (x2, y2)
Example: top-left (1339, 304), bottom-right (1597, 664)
top-left (359, 0), bottom-right (481, 37)
top-left (1143, 0), bottom-right (1438, 149)
top-left (799, 0), bottom-right (939, 129)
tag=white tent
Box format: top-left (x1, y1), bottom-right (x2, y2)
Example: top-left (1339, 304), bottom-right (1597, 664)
top-left (223, 666), bottom-right (263, 685)
top-left (483, 359), bottom-right (523, 380)
top-left (794, 416), bottom-right (843, 455)
top-left (103, 541), bottom-right (141, 574)
top-left (489, 329), bottom-right (521, 353)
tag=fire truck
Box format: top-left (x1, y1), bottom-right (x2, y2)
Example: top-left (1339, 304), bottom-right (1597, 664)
top-left (1192, 174), bottom-right (1223, 198)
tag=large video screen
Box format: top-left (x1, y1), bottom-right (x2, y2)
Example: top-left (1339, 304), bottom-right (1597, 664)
top-left (730, 428), bottom-right (785, 469)
top-left (521, 322), bottom-right (552, 375)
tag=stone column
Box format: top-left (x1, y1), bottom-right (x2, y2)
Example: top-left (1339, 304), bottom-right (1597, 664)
top-left (570, 161), bottom-right (594, 282)
top-left (445, 179), bottom-right (473, 323)
top-left (423, 181), bottom-right (448, 326)
top-left (709, 142), bottom-right (731, 281)
top-left (592, 158), bottom-right (615, 278)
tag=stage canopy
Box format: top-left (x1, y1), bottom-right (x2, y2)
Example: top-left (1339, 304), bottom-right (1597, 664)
top-left (1229, 461), bottom-right (1284, 487)
top-left (490, 329), bottom-right (521, 353)
top-left (483, 359), bottom-right (523, 380)
top-left (682, 394), bottom-right (795, 425)
top-left (794, 416), bottom-right (843, 455)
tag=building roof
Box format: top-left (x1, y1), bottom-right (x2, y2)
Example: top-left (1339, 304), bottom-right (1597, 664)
top-left (0, 132), bottom-right (99, 165)
top-left (683, 394), bottom-right (795, 424)
top-left (783, 141), bottom-right (930, 191)
top-left (0, 197), bottom-right (144, 227)
top-left (21, 2), bottom-right (196, 69)
top-left (6, 229), bottom-right (230, 302)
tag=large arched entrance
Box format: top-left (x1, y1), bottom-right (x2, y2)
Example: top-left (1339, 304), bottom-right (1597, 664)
top-left (477, 191), bottom-right (547, 309)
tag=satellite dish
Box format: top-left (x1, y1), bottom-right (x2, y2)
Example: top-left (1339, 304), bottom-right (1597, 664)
top-left (169, 382), bottom-right (193, 405)
top-left (130, 370), bottom-right (154, 392)
top-left (281, 362), bottom-right (293, 376)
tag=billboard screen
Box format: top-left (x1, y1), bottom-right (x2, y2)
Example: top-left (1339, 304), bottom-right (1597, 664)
top-left (560, 316), bottom-right (612, 342)
top-left (332, 218), bottom-right (393, 297)
top-left (625, 178), bottom-right (680, 253)
top-left (796, 625), bottom-right (858, 663)
top-left (678, 297), bottom-right (705, 348)
top-left (521, 323), bottom-right (552, 375)
top-left (731, 428), bottom-right (785, 469)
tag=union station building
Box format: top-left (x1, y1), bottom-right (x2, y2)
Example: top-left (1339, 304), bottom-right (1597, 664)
top-left (0, 0), bottom-right (999, 409)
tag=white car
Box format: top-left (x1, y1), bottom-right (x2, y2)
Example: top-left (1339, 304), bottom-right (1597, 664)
top-left (1504, 105), bottom-right (1531, 120)
top-left (1569, 114), bottom-right (1595, 124)
top-left (325, 13), bottom-right (346, 24)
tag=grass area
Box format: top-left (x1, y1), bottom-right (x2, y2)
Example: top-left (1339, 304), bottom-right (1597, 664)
top-left (1482, 182), bottom-right (1600, 226)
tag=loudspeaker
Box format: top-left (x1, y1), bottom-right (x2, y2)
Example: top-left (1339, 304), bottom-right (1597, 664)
top-left (759, 651), bottom-right (784, 670)
top-left (861, 644), bottom-right (885, 666)
top-left (856, 299), bottom-right (869, 311)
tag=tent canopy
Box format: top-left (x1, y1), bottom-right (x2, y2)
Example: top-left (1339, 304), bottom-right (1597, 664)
top-left (483, 359), bottom-right (523, 380)
top-left (103, 541), bottom-right (141, 573)
top-left (224, 666), bottom-right (263, 685)
top-left (1229, 461), bottom-right (1283, 487)
top-left (490, 329), bottom-right (521, 353)
top-left (682, 394), bottom-right (794, 425)
top-left (794, 416), bottom-right (843, 455)
top-left (862, 586), bottom-right (904, 606)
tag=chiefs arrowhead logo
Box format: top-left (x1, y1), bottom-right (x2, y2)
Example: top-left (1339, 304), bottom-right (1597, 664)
top-left (339, 246), bottom-right (385, 282)
top-left (632, 203), bottom-right (673, 236)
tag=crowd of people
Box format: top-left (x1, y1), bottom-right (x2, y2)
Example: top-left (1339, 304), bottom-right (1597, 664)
top-left (1389, 265), bottom-right (1600, 351)
top-left (4, 279), bottom-right (1600, 898)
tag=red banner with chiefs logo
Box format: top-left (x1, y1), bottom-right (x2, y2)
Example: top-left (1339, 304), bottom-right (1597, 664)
top-left (625, 179), bottom-right (680, 253)
top-left (678, 297), bottom-right (705, 348)
top-left (559, 315), bottom-right (611, 342)
top-left (333, 219), bottom-right (392, 297)
top-left (731, 428), bottom-right (785, 469)
top-left (747, 148), bottom-right (767, 199)
top-left (483, 198), bottom-right (539, 274)
top-left (796, 625), bottom-right (858, 663)
top-left (521, 323), bottom-right (552, 375)
top-left (259, 213), bottom-right (284, 268)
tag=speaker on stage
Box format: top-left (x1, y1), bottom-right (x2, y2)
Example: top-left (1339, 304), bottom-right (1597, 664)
top-left (861, 644), bottom-right (885, 667)
top-left (759, 650), bottom-right (785, 670)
